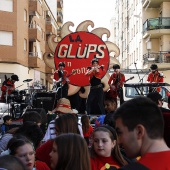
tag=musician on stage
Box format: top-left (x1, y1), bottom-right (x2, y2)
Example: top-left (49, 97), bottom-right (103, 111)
top-left (1, 74), bottom-right (19, 120)
top-left (1, 74), bottom-right (19, 102)
top-left (85, 58), bottom-right (105, 115)
top-left (147, 64), bottom-right (164, 92)
top-left (108, 64), bottom-right (125, 105)
top-left (53, 62), bottom-right (69, 100)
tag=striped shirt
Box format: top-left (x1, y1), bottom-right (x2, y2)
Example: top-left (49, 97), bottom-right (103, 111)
top-left (43, 120), bottom-right (84, 142)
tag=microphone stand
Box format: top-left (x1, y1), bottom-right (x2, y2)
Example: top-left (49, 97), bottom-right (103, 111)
top-left (59, 70), bottom-right (64, 99)
top-left (134, 62), bottom-right (144, 95)
top-left (134, 63), bottom-right (141, 82)
top-left (139, 71), bottom-right (150, 83)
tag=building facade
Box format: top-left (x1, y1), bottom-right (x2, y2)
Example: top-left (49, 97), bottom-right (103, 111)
top-left (0, 0), bottom-right (62, 95)
top-left (113, 0), bottom-right (170, 82)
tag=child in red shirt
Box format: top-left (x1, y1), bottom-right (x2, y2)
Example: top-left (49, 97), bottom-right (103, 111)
top-left (90, 125), bottom-right (127, 170)
top-left (81, 115), bottom-right (93, 146)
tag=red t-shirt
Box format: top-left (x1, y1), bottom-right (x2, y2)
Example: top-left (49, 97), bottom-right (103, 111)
top-left (36, 139), bottom-right (53, 168)
top-left (83, 125), bottom-right (93, 137)
top-left (139, 150), bottom-right (170, 170)
top-left (36, 160), bottom-right (50, 170)
top-left (91, 155), bottom-right (121, 170)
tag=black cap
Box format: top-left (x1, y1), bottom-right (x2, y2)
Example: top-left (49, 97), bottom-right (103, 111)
top-left (150, 64), bottom-right (158, 70)
top-left (113, 64), bottom-right (120, 69)
top-left (91, 58), bottom-right (99, 64)
top-left (58, 62), bottom-right (65, 67)
top-left (11, 74), bottom-right (19, 81)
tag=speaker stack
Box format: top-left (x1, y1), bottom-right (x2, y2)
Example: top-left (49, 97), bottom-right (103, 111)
top-left (33, 92), bottom-right (56, 113)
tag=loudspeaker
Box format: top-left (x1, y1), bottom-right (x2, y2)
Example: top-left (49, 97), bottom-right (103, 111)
top-left (33, 93), bottom-right (57, 113)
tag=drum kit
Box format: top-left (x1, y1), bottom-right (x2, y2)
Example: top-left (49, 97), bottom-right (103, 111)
top-left (1, 79), bottom-right (46, 119)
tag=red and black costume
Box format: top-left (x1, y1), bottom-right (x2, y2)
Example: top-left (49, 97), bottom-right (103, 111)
top-left (147, 64), bottom-right (163, 92)
top-left (147, 71), bottom-right (163, 92)
top-left (1, 75), bottom-right (19, 102)
top-left (1, 74), bottom-right (19, 119)
top-left (53, 62), bottom-right (69, 100)
top-left (1, 79), bottom-right (15, 102)
top-left (108, 65), bottom-right (125, 105)
top-left (85, 59), bottom-right (105, 115)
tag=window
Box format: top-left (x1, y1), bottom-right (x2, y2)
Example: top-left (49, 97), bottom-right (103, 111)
top-left (24, 9), bottom-right (27, 22)
top-left (125, 87), bottom-right (148, 98)
top-left (134, 25), bottom-right (135, 36)
top-left (24, 39), bottom-right (27, 51)
top-left (131, 53), bottom-right (133, 64)
top-left (0, 31), bottom-right (13, 46)
top-left (136, 20), bottom-right (138, 33)
top-left (139, 41), bottom-right (141, 60)
top-left (0, 0), bottom-right (13, 12)
top-left (131, 28), bottom-right (133, 39)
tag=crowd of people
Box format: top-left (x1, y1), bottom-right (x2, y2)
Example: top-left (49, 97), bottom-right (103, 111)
top-left (0, 61), bottom-right (170, 170)
top-left (0, 93), bottom-right (170, 170)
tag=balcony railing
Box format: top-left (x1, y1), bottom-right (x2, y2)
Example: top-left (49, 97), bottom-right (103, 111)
top-left (29, 52), bottom-right (38, 57)
top-left (143, 51), bottom-right (170, 65)
top-left (143, 17), bottom-right (170, 34)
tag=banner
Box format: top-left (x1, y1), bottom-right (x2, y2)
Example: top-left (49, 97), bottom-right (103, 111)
top-left (54, 31), bottom-right (109, 86)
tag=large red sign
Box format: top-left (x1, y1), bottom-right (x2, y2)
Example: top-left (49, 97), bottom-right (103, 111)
top-left (54, 31), bottom-right (109, 86)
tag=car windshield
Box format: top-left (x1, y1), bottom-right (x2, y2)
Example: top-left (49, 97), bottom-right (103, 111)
top-left (125, 86), bottom-right (170, 102)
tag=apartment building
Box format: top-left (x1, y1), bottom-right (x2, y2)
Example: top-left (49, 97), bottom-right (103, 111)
top-left (113, 0), bottom-right (170, 82)
top-left (142, 0), bottom-right (170, 71)
top-left (0, 0), bottom-right (61, 93)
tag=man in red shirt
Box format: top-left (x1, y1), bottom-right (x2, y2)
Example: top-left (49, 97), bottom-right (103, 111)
top-left (147, 64), bottom-right (164, 92)
top-left (114, 96), bottom-right (170, 170)
top-left (108, 64), bottom-right (125, 105)
top-left (1, 74), bottom-right (19, 102)
top-left (1, 74), bottom-right (19, 119)
top-left (53, 62), bottom-right (69, 100)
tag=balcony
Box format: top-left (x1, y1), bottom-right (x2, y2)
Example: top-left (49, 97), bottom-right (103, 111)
top-left (29, 0), bottom-right (42, 15)
top-left (57, 0), bottom-right (63, 9)
top-left (46, 20), bottom-right (57, 35)
top-left (57, 11), bottom-right (63, 23)
top-left (28, 52), bottom-right (41, 68)
top-left (143, 17), bottom-right (170, 38)
top-left (143, 51), bottom-right (170, 69)
top-left (142, 0), bottom-right (170, 8)
top-left (29, 24), bottom-right (42, 41)
top-left (57, 26), bottom-right (62, 40)
top-left (46, 21), bottom-right (53, 34)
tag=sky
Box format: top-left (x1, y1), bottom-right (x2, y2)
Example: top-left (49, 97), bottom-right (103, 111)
top-left (63, 0), bottom-right (115, 32)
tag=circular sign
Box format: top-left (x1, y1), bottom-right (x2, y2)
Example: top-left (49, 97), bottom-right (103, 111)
top-left (54, 31), bottom-right (109, 86)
